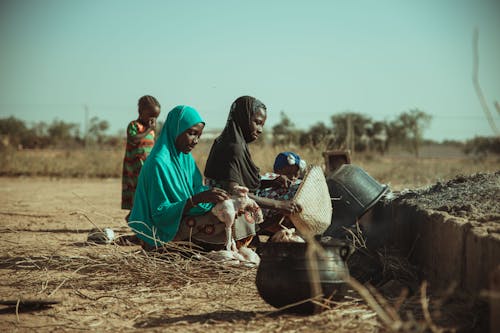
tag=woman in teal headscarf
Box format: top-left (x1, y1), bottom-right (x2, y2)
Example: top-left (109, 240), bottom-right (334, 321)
top-left (128, 105), bottom-right (257, 249)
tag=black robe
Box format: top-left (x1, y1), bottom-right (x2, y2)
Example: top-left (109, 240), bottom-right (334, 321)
top-left (204, 96), bottom-right (266, 192)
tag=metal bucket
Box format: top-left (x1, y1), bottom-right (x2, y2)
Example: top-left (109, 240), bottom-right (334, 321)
top-left (324, 164), bottom-right (388, 236)
top-left (255, 238), bottom-right (350, 314)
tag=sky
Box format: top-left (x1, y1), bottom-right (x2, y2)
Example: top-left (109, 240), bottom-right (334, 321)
top-left (1, 0), bottom-right (499, 141)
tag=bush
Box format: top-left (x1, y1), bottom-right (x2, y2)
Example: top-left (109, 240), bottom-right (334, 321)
top-left (463, 136), bottom-right (500, 157)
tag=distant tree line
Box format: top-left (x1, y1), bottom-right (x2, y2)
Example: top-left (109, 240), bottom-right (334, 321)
top-left (0, 116), bottom-right (120, 149)
top-left (271, 109), bottom-right (499, 157)
top-left (1, 115), bottom-right (498, 157)
top-left (463, 136), bottom-right (500, 158)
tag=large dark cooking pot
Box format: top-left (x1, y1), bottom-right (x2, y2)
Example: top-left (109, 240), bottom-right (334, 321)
top-left (255, 238), bottom-right (350, 314)
top-left (324, 164), bottom-right (388, 236)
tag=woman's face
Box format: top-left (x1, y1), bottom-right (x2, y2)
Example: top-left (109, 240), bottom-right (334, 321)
top-left (175, 122), bottom-right (205, 154)
top-left (248, 107), bottom-right (267, 142)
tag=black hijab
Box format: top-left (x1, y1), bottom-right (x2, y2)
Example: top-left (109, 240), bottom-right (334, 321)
top-left (204, 96), bottom-right (266, 192)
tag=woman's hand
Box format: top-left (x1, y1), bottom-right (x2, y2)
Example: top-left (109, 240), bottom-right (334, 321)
top-left (191, 188), bottom-right (230, 205)
top-left (275, 200), bottom-right (302, 215)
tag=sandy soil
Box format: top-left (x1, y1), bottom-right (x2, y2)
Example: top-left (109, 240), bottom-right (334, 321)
top-left (0, 177), bottom-right (382, 332)
top-left (0, 176), bottom-right (489, 332)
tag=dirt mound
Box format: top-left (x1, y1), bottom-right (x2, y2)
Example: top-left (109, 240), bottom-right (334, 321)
top-left (398, 171), bottom-right (500, 224)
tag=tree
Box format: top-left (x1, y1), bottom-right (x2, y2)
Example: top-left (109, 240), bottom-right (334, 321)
top-left (386, 119), bottom-right (407, 149)
top-left (23, 121), bottom-right (51, 148)
top-left (47, 120), bottom-right (79, 146)
top-left (366, 121), bottom-right (389, 154)
top-left (87, 116), bottom-right (110, 144)
top-left (299, 122), bottom-right (334, 148)
top-left (464, 136), bottom-right (500, 158)
top-left (272, 111), bottom-right (300, 146)
top-left (0, 116), bottom-right (29, 148)
top-left (330, 112), bottom-right (373, 151)
top-left (393, 109), bottom-right (432, 157)
top-left (0, 116), bottom-right (27, 135)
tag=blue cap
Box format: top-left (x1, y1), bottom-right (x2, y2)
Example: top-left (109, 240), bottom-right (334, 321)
top-left (273, 152), bottom-right (306, 172)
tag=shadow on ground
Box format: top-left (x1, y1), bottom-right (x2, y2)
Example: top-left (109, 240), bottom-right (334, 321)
top-left (134, 310), bottom-right (269, 328)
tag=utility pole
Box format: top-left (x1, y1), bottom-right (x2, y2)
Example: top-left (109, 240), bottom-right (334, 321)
top-left (346, 115), bottom-right (354, 158)
top-left (84, 104), bottom-right (89, 147)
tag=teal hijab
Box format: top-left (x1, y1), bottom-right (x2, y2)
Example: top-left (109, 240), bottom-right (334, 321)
top-left (129, 105), bottom-right (213, 246)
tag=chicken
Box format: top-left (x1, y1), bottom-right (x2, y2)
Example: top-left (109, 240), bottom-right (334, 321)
top-left (211, 185), bottom-right (263, 251)
top-left (205, 246), bottom-right (261, 267)
top-left (270, 227), bottom-right (305, 243)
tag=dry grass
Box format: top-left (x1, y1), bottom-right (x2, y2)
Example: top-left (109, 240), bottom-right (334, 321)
top-left (0, 233), bottom-right (475, 332)
top-left (0, 175), bottom-right (488, 332)
top-left (0, 240), bottom-right (383, 332)
top-left (0, 148), bottom-right (123, 178)
top-left (0, 240), bottom-right (447, 332)
top-left (1, 143), bottom-right (498, 191)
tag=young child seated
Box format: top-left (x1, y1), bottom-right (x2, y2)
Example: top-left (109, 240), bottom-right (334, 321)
top-left (256, 152), bottom-right (307, 233)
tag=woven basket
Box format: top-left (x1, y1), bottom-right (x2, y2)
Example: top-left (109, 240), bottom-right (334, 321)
top-left (289, 165), bottom-right (332, 235)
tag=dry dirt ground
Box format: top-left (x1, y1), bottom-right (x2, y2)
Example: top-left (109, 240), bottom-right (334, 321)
top-left (0, 177), bottom-right (490, 332)
top-left (0, 177), bottom-right (385, 332)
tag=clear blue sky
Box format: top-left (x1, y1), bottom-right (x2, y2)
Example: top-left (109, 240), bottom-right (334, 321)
top-left (1, 0), bottom-right (499, 141)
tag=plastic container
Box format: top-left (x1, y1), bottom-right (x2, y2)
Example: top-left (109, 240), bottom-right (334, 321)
top-left (324, 164), bottom-right (388, 236)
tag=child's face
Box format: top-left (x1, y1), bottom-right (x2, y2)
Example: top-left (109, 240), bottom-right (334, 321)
top-left (139, 106), bottom-right (161, 125)
top-left (175, 122), bottom-right (205, 154)
top-left (276, 165), bottom-right (300, 181)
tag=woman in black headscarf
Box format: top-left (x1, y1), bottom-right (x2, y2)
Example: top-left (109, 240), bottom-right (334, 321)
top-left (205, 96), bottom-right (301, 218)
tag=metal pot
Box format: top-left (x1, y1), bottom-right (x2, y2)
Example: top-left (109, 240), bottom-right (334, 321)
top-left (324, 164), bottom-right (388, 236)
top-left (255, 237), bottom-right (350, 314)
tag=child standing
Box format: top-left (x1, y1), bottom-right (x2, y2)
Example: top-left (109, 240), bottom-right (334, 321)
top-left (122, 95), bottom-right (161, 218)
